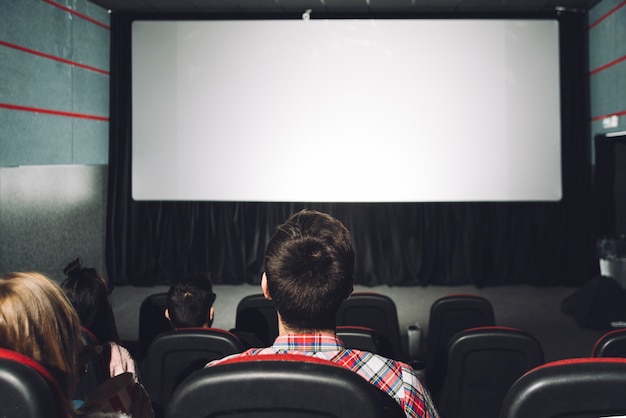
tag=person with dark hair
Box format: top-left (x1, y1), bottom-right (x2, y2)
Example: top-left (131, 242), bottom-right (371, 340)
top-left (61, 258), bottom-right (139, 383)
top-left (208, 209), bottom-right (439, 418)
top-left (165, 273), bottom-right (216, 329)
top-left (165, 273), bottom-right (262, 347)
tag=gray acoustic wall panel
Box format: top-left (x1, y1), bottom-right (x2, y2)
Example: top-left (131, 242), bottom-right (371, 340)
top-left (0, 0), bottom-right (110, 280)
top-left (588, 0), bottom-right (626, 148)
top-left (0, 0), bottom-right (110, 166)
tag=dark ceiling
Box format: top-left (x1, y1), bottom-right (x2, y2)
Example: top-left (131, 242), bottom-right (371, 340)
top-left (87, 0), bottom-right (601, 16)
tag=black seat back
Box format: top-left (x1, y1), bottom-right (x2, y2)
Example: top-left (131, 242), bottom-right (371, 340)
top-left (167, 353), bottom-right (406, 418)
top-left (336, 292), bottom-right (402, 359)
top-left (336, 325), bottom-right (385, 354)
top-left (425, 293), bottom-right (495, 399)
top-left (234, 293), bottom-right (278, 347)
top-left (500, 357), bottom-right (626, 418)
top-left (138, 292), bottom-right (172, 360)
top-left (438, 326), bottom-right (544, 418)
top-left (142, 328), bottom-right (244, 417)
top-left (592, 328), bottom-right (626, 357)
top-left (0, 348), bottom-right (68, 418)
top-left (74, 326), bottom-right (109, 401)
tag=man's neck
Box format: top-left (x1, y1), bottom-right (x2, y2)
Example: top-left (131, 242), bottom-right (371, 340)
top-left (277, 317), bottom-right (335, 336)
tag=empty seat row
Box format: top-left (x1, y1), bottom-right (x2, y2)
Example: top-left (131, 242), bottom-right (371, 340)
top-left (4, 326), bottom-right (626, 418)
top-left (437, 326), bottom-right (626, 418)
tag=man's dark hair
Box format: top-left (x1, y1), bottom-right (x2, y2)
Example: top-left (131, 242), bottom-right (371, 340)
top-left (167, 273), bottom-right (215, 329)
top-left (264, 209), bottom-right (354, 331)
top-left (61, 258), bottom-right (119, 343)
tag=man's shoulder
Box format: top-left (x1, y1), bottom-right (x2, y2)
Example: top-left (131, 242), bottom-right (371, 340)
top-left (205, 348), bottom-right (262, 367)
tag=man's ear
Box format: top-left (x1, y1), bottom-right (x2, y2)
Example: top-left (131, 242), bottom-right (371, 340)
top-left (164, 308), bottom-right (170, 320)
top-left (209, 306), bottom-right (215, 322)
top-left (261, 272), bottom-right (272, 300)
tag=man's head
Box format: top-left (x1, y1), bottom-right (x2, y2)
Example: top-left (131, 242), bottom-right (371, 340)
top-left (61, 258), bottom-right (118, 344)
top-left (262, 209), bottom-right (354, 332)
top-left (166, 273), bottom-right (215, 329)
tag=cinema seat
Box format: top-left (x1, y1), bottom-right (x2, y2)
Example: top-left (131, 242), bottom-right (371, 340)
top-left (143, 328), bottom-right (245, 417)
top-left (138, 292), bottom-right (172, 360)
top-left (0, 348), bottom-right (68, 418)
top-left (500, 357), bottom-right (626, 418)
top-left (438, 326), bottom-right (544, 418)
top-left (166, 353), bottom-right (405, 418)
top-left (336, 292), bottom-right (402, 360)
top-left (233, 293), bottom-right (278, 347)
top-left (74, 326), bottom-right (108, 402)
top-left (336, 325), bottom-right (386, 355)
top-left (425, 293), bottom-right (495, 400)
top-left (592, 328), bottom-right (626, 357)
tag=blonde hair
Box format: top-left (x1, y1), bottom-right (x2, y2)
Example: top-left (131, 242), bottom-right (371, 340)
top-left (0, 271), bottom-right (82, 402)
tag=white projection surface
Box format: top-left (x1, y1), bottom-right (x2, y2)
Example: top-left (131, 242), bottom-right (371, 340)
top-left (132, 19), bottom-right (562, 202)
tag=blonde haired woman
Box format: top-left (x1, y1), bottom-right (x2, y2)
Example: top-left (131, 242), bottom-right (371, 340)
top-left (0, 271), bottom-right (153, 418)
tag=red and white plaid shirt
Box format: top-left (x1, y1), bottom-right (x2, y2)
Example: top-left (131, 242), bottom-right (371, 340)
top-left (209, 334), bottom-right (439, 418)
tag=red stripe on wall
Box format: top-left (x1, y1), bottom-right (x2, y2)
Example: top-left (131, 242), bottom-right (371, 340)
top-left (589, 54), bottom-right (626, 76)
top-left (588, 0), bottom-right (626, 30)
top-left (591, 109), bottom-right (626, 122)
top-left (42, 0), bottom-right (110, 30)
top-left (0, 103), bottom-right (109, 122)
top-left (0, 40), bottom-right (109, 76)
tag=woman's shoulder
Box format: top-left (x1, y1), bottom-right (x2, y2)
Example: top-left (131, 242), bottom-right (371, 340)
top-left (108, 340), bottom-right (132, 355)
top-left (106, 341), bottom-right (139, 382)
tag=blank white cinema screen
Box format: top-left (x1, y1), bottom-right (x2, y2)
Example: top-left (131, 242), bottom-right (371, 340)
top-left (131, 19), bottom-right (562, 202)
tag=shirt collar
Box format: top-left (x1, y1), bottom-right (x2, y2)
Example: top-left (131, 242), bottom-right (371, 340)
top-left (272, 334), bottom-right (345, 351)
